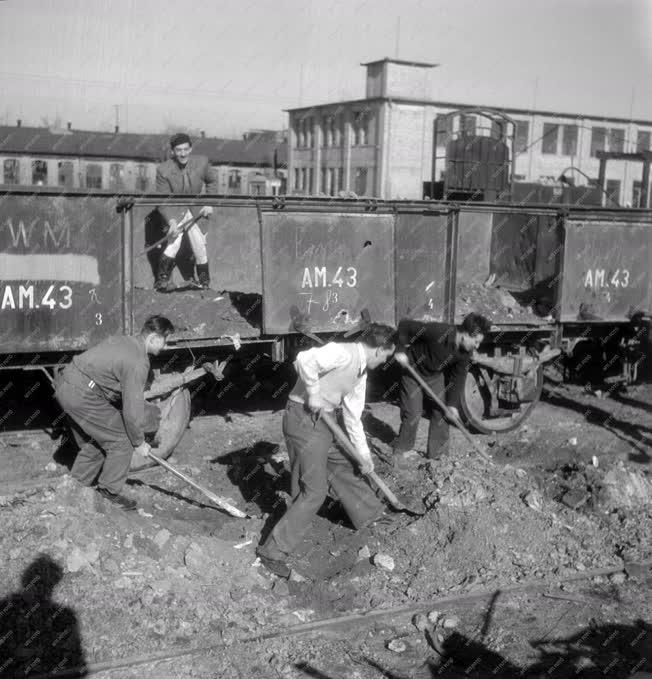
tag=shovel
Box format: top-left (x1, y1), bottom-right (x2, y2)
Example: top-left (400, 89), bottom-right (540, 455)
top-left (398, 359), bottom-right (493, 465)
top-left (144, 450), bottom-right (250, 519)
top-left (320, 411), bottom-right (425, 517)
top-left (137, 212), bottom-right (207, 257)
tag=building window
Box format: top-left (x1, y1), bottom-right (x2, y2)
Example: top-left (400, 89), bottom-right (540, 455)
top-left (353, 112), bottom-right (369, 146)
top-left (296, 117), bottom-right (314, 148)
top-left (58, 161), bottom-right (74, 187)
top-left (228, 169), bottom-right (241, 190)
top-left (3, 159), bottom-right (19, 184)
top-left (306, 117), bottom-right (314, 148)
top-left (32, 159), bottom-right (48, 185)
top-left (541, 123), bottom-right (559, 155)
top-left (337, 166), bottom-right (344, 193)
top-left (561, 125), bottom-right (578, 156)
top-left (328, 168), bottom-right (336, 196)
top-left (323, 116), bottom-right (340, 147)
top-left (109, 163), bottom-right (124, 190)
top-left (515, 121), bottom-right (529, 153)
top-left (636, 130), bottom-right (650, 153)
top-left (590, 127), bottom-right (606, 157)
top-left (609, 128), bottom-right (625, 153)
top-left (85, 163), bottom-right (102, 189)
top-left (460, 114), bottom-right (476, 136)
top-left (606, 179), bottom-right (621, 205)
top-left (294, 168), bottom-right (300, 192)
top-left (354, 167), bottom-right (368, 196)
top-left (333, 116), bottom-right (342, 146)
top-left (136, 164), bottom-right (149, 191)
top-left (301, 168), bottom-right (307, 193)
top-left (633, 180), bottom-right (643, 207)
top-left (250, 183), bottom-right (264, 196)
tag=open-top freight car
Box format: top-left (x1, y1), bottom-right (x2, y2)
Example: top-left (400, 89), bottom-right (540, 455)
top-left (1, 187), bottom-right (651, 451)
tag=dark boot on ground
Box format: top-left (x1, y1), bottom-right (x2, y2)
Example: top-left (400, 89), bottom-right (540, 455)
top-left (196, 263), bottom-right (211, 290)
top-left (182, 275), bottom-right (202, 290)
top-left (155, 255), bottom-right (176, 293)
top-left (96, 487), bottom-right (137, 511)
top-left (255, 544), bottom-right (291, 578)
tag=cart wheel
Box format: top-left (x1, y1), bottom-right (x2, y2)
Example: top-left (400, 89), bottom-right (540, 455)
top-left (460, 362), bottom-right (543, 435)
top-left (129, 387), bottom-right (191, 472)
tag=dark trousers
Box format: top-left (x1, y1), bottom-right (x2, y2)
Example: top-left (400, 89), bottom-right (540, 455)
top-left (393, 371), bottom-right (449, 459)
top-left (54, 366), bottom-right (133, 494)
top-left (265, 401), bottom-right (383, 555)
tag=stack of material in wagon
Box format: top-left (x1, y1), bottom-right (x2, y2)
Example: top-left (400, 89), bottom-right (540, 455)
top-left (455, 280), bottom-right (554, 325)
top-left (133, 288), bottom-right (262, 341)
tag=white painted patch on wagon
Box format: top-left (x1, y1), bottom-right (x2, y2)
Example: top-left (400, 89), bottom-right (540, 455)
top-left (0, 254), bottom-right (100, 286)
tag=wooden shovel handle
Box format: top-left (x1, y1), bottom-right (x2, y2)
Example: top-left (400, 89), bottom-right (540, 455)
top-left (401, 362), bottom-right (494, 465)
top-left (320, 411), bottom-right (406, 511)
top-left (147, 451), bottom-right (249, 518)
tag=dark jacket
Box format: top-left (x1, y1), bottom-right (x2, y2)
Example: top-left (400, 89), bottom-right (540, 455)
top-left (155, 154), bottom-right (219, 223)
top-left (71, 335), bottom-right (150, 446)
top-left (397, 319), bottom-right (470, 406)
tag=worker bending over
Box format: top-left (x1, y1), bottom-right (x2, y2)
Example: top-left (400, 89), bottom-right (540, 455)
top-left (54, 315), bottom-right (174, 510)
top-left (257, 324), bottom-right (396, 577)
top-left (392, 312), bottom-right (491, 463)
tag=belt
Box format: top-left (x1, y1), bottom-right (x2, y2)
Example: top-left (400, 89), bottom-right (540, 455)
top-left (62, 364), bottom-right (115, 403)
top-left (287, 396), bottom-right (336, 412)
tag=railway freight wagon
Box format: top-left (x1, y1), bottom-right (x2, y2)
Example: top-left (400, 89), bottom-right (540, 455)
top-left (1, 187), bottom-right (652, 447)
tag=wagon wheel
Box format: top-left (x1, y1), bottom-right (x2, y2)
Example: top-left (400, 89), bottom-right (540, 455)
top-left (460, 359), bottom-right (543, 435)
top-left (129, 386), bottom-right (191, 472)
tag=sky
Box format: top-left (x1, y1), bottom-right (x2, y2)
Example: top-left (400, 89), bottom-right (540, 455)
top-left (1, 0), bottom-right (651, 138)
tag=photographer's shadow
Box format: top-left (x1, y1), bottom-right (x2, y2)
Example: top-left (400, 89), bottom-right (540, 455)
top-left (0, 554), bottom-right (87, 677)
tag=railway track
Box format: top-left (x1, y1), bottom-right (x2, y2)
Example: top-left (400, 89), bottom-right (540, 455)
top-left (26, 562), bottom-right (649, 679)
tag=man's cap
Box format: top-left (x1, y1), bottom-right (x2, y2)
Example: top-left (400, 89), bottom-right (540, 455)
top-left (170, 132), bottom-right (192, 149)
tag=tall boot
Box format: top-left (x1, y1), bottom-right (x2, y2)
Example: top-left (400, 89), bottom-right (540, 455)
top-left (196, 263), bottom-right (211, 290)
top-left (155, 254), bottom-right (176, 293)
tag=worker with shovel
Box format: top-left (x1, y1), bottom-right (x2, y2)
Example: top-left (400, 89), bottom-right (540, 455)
top-left (392, 313), bottom-right (491, 465)
top-left (256, 323), bottom-right (397, 577)
top-left (54, 315), bottom-right (174, 511)
top-left (155, 132), bottom-right (219, 292)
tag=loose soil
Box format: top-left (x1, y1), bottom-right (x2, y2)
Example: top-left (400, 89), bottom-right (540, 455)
top-left (0, 373), bottom-right (650, 678)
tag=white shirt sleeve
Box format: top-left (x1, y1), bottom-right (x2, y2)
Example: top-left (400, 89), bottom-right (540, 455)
top-left (294, 343), bottom-right (352, 396)
top-left (342, 374), bottom-right (372, 462)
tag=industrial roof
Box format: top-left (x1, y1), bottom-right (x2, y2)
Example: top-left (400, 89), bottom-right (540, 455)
top-left (0, 125), bottom-right (287, 167)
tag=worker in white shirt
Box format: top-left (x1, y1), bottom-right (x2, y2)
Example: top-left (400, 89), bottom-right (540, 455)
top-left (256, 323), bottom-right (396, 577)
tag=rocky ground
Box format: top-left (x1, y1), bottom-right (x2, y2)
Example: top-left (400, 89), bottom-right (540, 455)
top-left (0, 370), bottom-right (650, 678)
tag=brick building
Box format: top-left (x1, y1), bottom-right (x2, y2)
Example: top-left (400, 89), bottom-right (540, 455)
top-left (287, 58), bottom-right (652, 206)
top-left (0, 123), bottom-right (287, 196)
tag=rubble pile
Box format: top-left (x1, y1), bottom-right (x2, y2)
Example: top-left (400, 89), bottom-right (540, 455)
top-left (455, 282), bottom-right (552, 323)
top-left (0, 406), bottom-right (649, 673)
top-left (289, 448), bottom-right (651, 612)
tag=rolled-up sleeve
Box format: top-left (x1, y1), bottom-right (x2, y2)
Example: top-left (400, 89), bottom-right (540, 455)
top-left (342, 376), bottom-right (372, 462)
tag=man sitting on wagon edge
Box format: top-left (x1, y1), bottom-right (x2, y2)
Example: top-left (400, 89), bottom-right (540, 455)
top-left (392, 312), bottom-right (491, 464)
top-left (155, 132), bottom-right (219, 292)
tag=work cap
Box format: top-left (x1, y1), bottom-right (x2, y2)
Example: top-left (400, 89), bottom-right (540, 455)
top-left (170, 132), bottom-right (192, 149)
